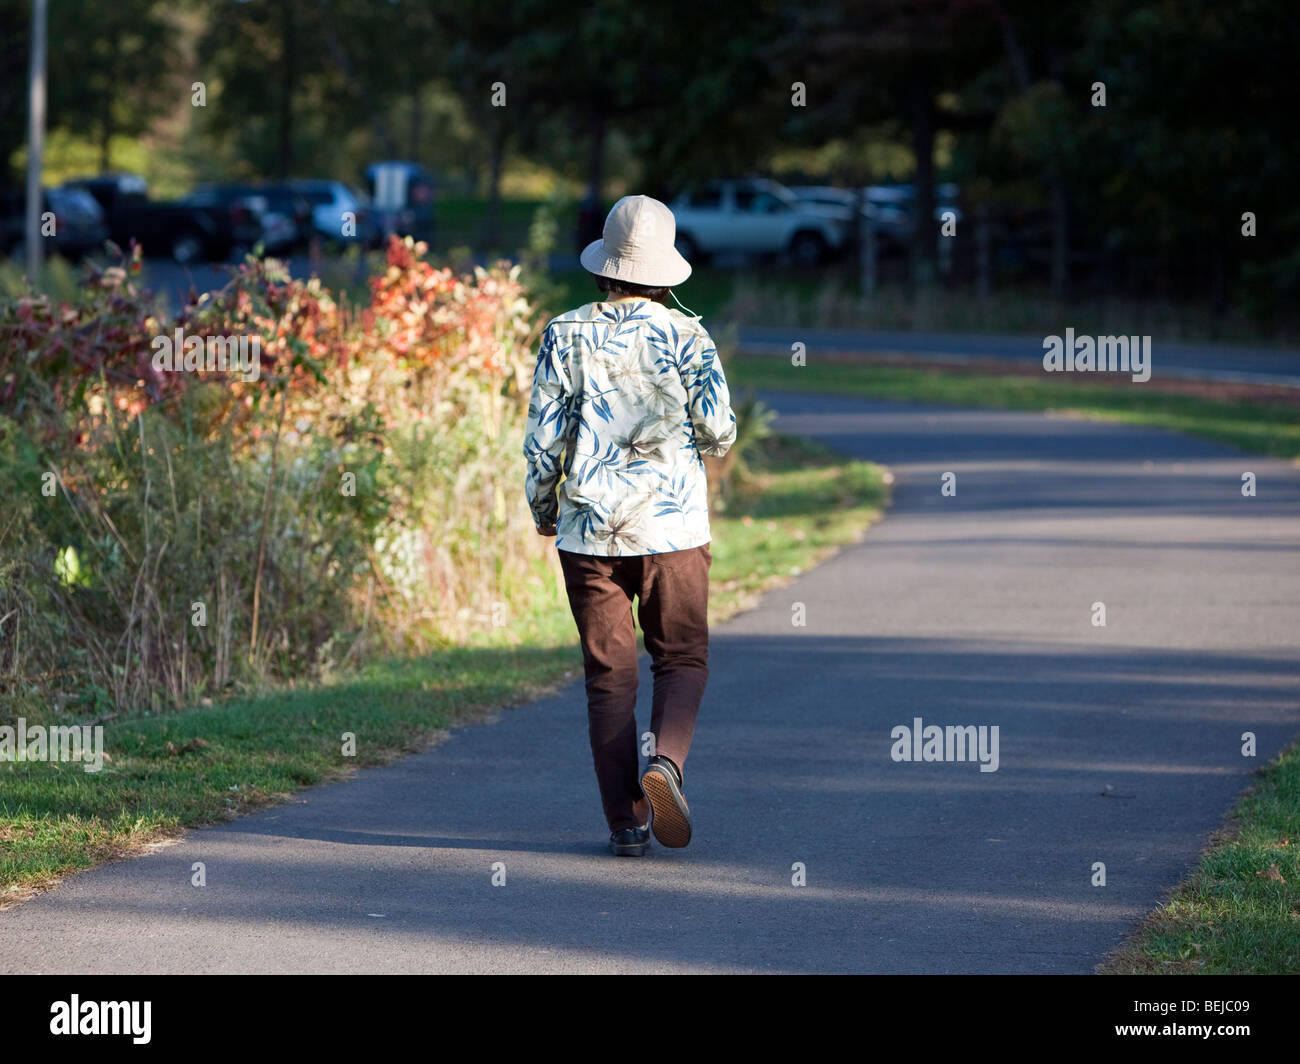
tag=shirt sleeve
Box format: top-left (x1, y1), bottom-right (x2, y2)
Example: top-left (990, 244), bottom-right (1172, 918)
top-left (680, 324), bottom-right (737, 457)
top-left (522, 324), bottom-right (571, 528)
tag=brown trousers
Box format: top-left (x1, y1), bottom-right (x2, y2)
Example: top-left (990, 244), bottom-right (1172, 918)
top-left (558, 544), bottom-right (712, 831)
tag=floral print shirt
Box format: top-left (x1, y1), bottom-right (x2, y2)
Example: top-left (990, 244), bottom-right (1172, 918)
top-left (523, 298), bottom-right (737, 556)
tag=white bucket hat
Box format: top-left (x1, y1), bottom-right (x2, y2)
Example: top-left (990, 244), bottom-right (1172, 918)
top-left (580, 194), bottom-right (692, 288)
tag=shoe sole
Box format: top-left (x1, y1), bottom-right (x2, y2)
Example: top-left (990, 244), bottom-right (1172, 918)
top-left (610, 840), bottom-right (648, 857)
top-left (641, 765), bottom-right (692, 848)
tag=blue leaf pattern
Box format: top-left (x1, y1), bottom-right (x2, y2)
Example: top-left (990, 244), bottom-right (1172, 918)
top-left (523, 299), bottom-right (736, 555)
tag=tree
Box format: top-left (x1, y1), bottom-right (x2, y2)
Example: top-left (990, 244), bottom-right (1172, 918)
top-left (1076, 0), bottom-right (1299, 315)
top-left (45, 0), bottom-right (178, 172)
top-left (775, 0), bottom-right (998, 284)
top-left (0, 1), bottom-right (30, 182)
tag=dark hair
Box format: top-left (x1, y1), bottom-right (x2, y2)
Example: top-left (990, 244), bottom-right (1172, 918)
top-left (592, 273), bottom-right (671, 305)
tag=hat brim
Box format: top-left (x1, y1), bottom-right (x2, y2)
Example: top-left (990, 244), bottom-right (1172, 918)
top-left (580, 239), bottom-right (692, 288)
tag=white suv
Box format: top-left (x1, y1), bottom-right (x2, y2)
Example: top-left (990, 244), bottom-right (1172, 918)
top-left (669, 179), bottom-right (848, 266)
top-left (287, 179), bottom-right (376, 246)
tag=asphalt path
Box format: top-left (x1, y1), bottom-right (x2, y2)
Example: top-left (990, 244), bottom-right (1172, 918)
top-left (4, 392), bottom-right (1298, 973)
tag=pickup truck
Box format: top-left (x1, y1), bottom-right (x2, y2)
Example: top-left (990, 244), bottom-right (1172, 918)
top-left (668, 178), bottom-right (849, 266)
top-left (64, 173), bottom-right (264, 264)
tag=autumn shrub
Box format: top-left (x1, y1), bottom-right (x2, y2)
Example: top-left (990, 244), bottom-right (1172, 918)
top-left (0, 237), bottom-right (553, 718)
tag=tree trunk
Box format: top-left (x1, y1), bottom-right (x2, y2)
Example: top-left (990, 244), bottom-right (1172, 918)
top-left (1046, 47), bottom-right (1069, 300)
top-left (99, 102), bottom-right (111, 172)
top-left (99, 22), bottom-right (118, 172)
top-left (1050, 180), bottom-right (1068, 299)
top-left (587, 112), bottom-right (606, 202)
top-left (277, 0), bottom-right (294, 179)
top-left (976, 203), bottom-right (992, 298)
top-left (909, 79), bottom-right (937, 286)
top-left (1210, 240), bottom-right (1227, 326)
top-left (408, 83), bottom-right (422, 160)
top-left (861, 204), bottom-right (877, 297)
top-left (996, 4), bottom-right (1032, 90)
top-left (482, 111), bottom-right (508, 249)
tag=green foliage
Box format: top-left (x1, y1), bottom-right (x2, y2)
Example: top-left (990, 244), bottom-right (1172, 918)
top-left (516, 186), bottom-right (572, 320)
top-left (695, 327), bottom-right (776, 512)
top-left (0, 238), bottom-right (549, 715)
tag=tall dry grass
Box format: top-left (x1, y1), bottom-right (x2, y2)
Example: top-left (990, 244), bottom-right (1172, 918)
top-left (0, 238), bottom-right (556, 719)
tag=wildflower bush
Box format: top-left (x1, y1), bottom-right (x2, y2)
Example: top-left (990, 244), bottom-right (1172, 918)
top-left (0, 237), bottom-right (553, 718)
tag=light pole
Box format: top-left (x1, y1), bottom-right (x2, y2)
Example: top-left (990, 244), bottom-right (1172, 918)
top-left (25, 0), bottom-right (47, 282)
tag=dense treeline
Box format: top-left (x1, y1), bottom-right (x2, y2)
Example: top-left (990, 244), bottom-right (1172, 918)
top-left (0, 0), bottom-right (1296, 313)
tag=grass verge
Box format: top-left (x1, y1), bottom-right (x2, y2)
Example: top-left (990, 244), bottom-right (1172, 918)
top-left (730, 355), bottom-right (1300, 461)
top-left (1100, 743), bottom-right (1300, 974)
top-left (0, 432), bottom-right (887, 903)
top-left (720, 276), bottom-right (1299, 347)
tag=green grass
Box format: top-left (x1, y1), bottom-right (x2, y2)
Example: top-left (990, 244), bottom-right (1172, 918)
top-left (730, 356), bottom-right (1300, 461)
top-left (720, 274), bottom-right (1299, 347)
top-left (1101, 743), bottom-right (1300, 974)
top-left (0, 644), bottom-right (573, 901)
top-left (0, 432), bottom-right (886, 902)
top-left (437, 197), bottom-right (576, 257)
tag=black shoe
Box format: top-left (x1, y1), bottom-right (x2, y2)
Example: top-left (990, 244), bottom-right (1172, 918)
top-left (610, 825), bottom-right (650, 856)
top-left (641, 756), bottom-right (692, 848)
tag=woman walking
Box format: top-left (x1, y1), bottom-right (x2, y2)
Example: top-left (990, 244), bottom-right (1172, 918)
top-left (523, 194), bottom-right (737, 856)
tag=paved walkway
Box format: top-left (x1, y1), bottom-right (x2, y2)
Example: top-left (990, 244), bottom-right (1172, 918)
top-left (4, 392), bottom-right (1297, 973)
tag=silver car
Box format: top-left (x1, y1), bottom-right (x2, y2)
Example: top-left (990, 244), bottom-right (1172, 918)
top-left (670, 179), bottom-right (849, 266)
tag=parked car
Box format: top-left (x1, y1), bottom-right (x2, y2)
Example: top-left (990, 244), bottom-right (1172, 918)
top-left (789, 184), bottom-right (918, 255)
top-left (364, 161), bottom-right (436, 244)
top-left (862, 182), bottom-right (963, 240)
top-left (287, 179), bottom-right (377, 248)
top-left (669, 178), bottom-right (849, 265)
top-left (259, 184), bottom-right (318, 252)
top-left (786, 185), bottom-right (882, 222)
top-left (0, 184), bottom-right (108, 260)
top-left (64, 172), bottom-right (263, 264)
top-left (183, 183), bottom-right (310, 256)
